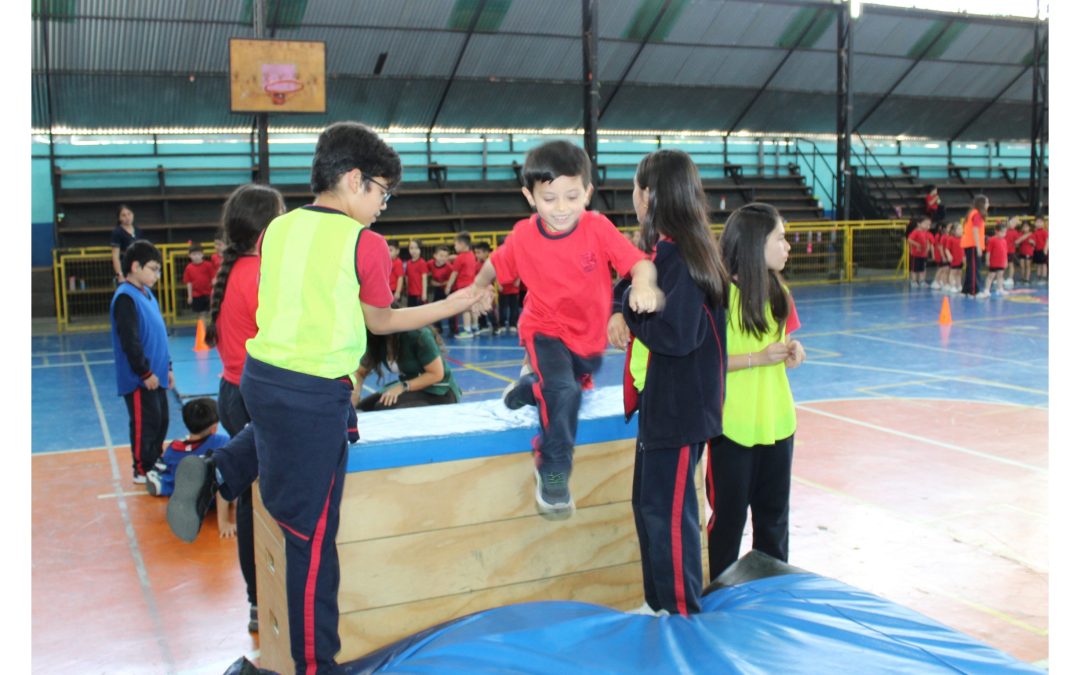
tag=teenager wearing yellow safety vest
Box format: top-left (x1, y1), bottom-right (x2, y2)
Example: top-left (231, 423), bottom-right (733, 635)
top-left (167, 122), bottom-right (490, 674)
top-left (706, 203), bottom-right (805, 580)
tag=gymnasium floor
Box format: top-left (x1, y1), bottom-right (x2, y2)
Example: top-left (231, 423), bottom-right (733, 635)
top-left (31, 281), bottom-right (1049, 673)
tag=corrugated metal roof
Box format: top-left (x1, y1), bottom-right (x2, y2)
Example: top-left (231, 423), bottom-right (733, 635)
top-left (301, 0), bottom-right (456, 30)
top-left (896, 61), bottom-right (1026, 99)
top-left (71, 0), bottom-right (245, 23)
top-left (936, 22), bottom-right (1034, 65)
top-left (456, 34), bottom-right (580, 80)
top-left (768, 51), bottom-right (837, 93)
top-left (851, 55), bottom-right (917, 97)
top-left (851, 14), bottom-right (941, 57)
top-left (600, 83), bottom-right (758, 131)
top-left (500, 0), bottom-right (580, 37)
top-left (30, 0), bottom-right (1046, 139)
top-left (683, 2), bottom-right (808, 49)
top-left (278, 26), bottom-right (465, 78)
top-left (624, 44), bottom-right (786, 88)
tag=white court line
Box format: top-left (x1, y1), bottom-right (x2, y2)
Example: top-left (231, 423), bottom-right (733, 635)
top-left (33, 359), bottom-right (112, 369)
top-left (802, 360), bottom-right (1048, 396)
top-left (99, 490), bottom-right (150, 499)
top-left (846, 332), bottom-right (1046, 366)
top-left (82, 353), bottom-right (177, 672)
top-left (32, 347), bottom-right (113, 357)
top-left (796, 403), bottom-right (1046, 474)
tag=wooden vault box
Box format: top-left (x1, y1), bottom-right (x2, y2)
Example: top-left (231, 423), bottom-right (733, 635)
top-left (253, 389), bottom-right (709, 673)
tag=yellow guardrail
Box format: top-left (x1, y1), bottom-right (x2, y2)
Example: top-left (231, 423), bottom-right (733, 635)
top-left (51, 215), bottom-right (1045, 332)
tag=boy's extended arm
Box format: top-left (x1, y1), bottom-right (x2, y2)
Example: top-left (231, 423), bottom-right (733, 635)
top-left (362, 285), bottom-right (492, 335)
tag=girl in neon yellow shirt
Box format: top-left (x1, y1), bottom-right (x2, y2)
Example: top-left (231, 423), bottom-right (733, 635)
top-left (707, 202), bottom-right (805, 579)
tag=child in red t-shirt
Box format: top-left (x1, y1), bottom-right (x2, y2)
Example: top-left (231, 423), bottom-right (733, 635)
top-left (388, 241), bottom-right (405, 302)
top-left (984, 224), bottom-right (1008, 296)
top-left (929, 223), bottom-right (950, 290)
top-left (471, 140), bottom-right (662, 518)
top-left (1032, 217), bottom-right (1048, 284)
top-left (211, 236), bottom-right (225, 278)
top-left (1003, 217), bottom-right (1020, 288)
top-left (1016, 222), bottom-right (1035, 284)
top-left (183, 243), bottom-right (216, 321)
top-left (472, 242), bottom-right (498, 333)
top-left (907, 216), bottom-right (931, 288)
top-left (946, 222), bottom-right (964, 293)
top-left (447, 232), bottom-right (479, 338)
top-left (428, 245), bottom-right (454, 333)
top-left (404, 240), bottom-right (430, 307)
top-left (495, 235), bottom-right (521, 334)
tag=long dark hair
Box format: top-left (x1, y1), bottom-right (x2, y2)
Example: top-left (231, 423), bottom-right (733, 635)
top-left (116, 204), bottom-right (133, 226)
top-left (360, 324), bottom-right (444, 379)
top-left (719, 202), bottom-right (790, 339)
top-left (205, 184), bottom-right (285, 347)
top-left (634, 149), bottom-right (728, 307)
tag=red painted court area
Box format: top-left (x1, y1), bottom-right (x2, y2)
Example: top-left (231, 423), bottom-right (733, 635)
top-left (30, 397), bottom-right (1047, 672)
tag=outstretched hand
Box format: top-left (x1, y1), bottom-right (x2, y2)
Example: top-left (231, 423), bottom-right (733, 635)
top-left (449, 284), bottom-right (494, 313)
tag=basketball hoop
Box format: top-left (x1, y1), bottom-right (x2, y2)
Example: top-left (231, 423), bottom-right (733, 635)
top-left (263, 79), bottom-right (304, 105)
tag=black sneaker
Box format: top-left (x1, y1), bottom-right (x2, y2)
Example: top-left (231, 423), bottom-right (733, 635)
top-left (167, 454), bottom-right (218, 543)
top-left (248, 604), bottom-right (258, 633)
top-left (533, 468), bottom-right (575, 519)
top-left (502, 363), bottom-right (538, 411)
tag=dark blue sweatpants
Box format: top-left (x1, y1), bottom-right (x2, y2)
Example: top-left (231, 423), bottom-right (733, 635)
top-left (213, 356), bottom-right (353, 675)
top-left (631, 440), bottom-right (705, 616)
top-left (521, 333), bottom-right (603, 479)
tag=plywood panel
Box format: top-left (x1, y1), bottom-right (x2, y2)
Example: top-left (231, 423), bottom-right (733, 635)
top-left (252, 483), bottom-right (294, 675)
top-left (254, 439), bottom-right (709, 672)
top-left (337, 439), bottom-right (636, 542)
top-left (338, 501), bottom-right (640, 612)
top-left (336, 562), bottom-right (644, 661)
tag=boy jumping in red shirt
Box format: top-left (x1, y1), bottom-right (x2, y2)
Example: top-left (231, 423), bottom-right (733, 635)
top-left (471, 140), bottom-right (662, 518)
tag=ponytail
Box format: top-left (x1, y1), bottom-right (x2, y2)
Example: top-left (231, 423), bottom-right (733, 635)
top-left (204, 183), bottom-right (285, 347)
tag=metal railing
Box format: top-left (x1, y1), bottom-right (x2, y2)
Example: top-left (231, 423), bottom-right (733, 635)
top-left (52, 216), bottom-right (1047, 332)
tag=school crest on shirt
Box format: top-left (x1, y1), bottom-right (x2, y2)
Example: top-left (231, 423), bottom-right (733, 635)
top-left (579, 251), bottom-right (598, 273)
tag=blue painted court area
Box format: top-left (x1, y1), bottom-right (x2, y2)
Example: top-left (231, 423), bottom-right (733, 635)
top-left (30, 281), bottom-right (1048, 454)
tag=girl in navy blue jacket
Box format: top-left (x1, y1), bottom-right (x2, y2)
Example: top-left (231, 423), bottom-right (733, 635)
top-left (619, 150), bottom-right (729, 615)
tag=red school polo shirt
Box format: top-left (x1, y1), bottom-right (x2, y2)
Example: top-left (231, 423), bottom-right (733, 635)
top-left (490, 210), bottom-right (645, 357)
top-left (451, 250), bottom-right (477, 290)
top-left (987, 236), bottom-right (1008, 269)
top-left (405, 257), bottom-right (429, 298)
top-left (183, 260), bottom-right (217, 298)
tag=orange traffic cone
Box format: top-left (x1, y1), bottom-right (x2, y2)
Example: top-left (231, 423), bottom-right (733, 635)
top-left (193, 319), bottom-right (210, 352)
top-left (938, 296), bottom-right (952, 326)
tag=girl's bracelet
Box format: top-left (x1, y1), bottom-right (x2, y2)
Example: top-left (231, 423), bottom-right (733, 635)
top-left (747, 353), bottom-right (752, 369)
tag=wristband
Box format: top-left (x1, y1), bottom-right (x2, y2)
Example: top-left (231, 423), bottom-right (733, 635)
top-left (748, 353), bottom-right (752, 369)
top-left (400, 378), bottom-right (410, 392)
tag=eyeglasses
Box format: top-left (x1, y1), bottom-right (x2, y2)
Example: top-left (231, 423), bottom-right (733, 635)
top-left (365, 176), bottom-right (393, 205)
top-left (144, 263), bottom-right (162, 274)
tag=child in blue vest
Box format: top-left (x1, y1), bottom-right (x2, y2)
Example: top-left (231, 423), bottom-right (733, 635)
top-left (109, 239), bottom-right (173, 483)
top-left (614, 150), bottom-right (729, 616)
top-left (147, 398), bottom-right (228, 492)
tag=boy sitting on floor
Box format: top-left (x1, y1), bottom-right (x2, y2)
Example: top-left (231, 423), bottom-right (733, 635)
top-left (148, 397), bottom-right (235, 537)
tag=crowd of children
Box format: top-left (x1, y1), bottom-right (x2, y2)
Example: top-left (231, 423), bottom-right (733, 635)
top-left (907, 196), bottom-right (1047, 297)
